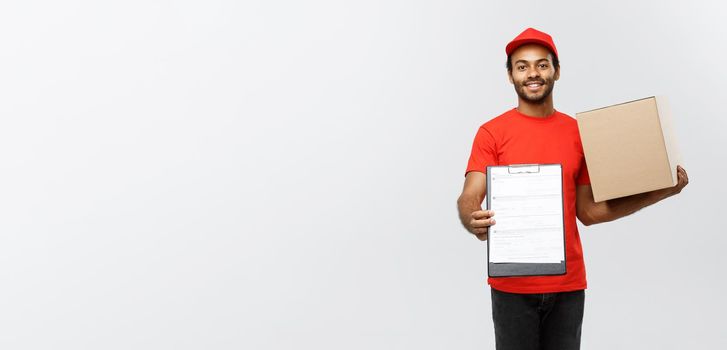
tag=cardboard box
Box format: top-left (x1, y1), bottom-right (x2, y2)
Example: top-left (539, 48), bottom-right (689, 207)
top-left (576, 96), bottom-right (680, 202)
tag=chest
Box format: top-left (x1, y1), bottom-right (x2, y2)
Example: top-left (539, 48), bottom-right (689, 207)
top-left (496, 127), bottom-right (584, 182)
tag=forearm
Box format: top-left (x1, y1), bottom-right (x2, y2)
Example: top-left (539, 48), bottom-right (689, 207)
top-left (592, 188), bottom-right (673, 224)
top-left (457, 194), bottom-right (483, 233)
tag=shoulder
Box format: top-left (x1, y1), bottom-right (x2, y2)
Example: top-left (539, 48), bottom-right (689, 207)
top-left (555, 111), bottom-right (581, 133)
top-left (480, 109), bottom-right (517, 131)
top-left (555, 111), bottom-right (586, 144)
top-left (555, 110), bottom-right (577, 124)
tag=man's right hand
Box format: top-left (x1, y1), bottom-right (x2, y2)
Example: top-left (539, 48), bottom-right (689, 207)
top-left (468, 210), bottom-right (496, 241)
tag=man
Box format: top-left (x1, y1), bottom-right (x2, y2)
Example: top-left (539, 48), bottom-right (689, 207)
top-left (456, 27), bottom-right (689, 350)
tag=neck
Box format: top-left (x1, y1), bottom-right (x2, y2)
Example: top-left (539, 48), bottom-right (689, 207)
top-left (516, 95), bottom-right (555, 117)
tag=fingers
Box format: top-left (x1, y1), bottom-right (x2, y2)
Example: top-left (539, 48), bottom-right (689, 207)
top-left (470, 210), bottom-right (496, 232)
top-left (472, 227), bottom-right (490, 235)
top-left (471, 210), bottom-right (495, 225)
top-left (471, 210), bottom-right (495, 219)
top-left (471, 217), bottom-right (496, 228)
top-left (673, 165), bottom-right (689, 194)
top-left (468, 210), bottom-right (495, 239)
top-left (677, 166), bottom-right (688, 183)
top-left (677, 165), bottom-right (688, 179)
top-left (474, 231), bottom-right (488, 241)
top-left (472, 226), bottom-right (490, 242)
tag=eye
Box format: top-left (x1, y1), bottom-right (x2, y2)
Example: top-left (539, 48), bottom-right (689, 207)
top-left (539, 63), bottom-right (549, 69)
top-left (517, 65), bottom-right (526, 70)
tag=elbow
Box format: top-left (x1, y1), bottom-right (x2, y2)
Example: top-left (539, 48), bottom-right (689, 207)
top-left (577, 209), bottom-right (600, 226)
top-left (456, 194), bottom-right (465, 211)
top-left (578, 215), bottom-right (595, 226)
top-left (456, 194), bottom-right (470, 217)
top-left (579, 208), bottom-right (615, 226)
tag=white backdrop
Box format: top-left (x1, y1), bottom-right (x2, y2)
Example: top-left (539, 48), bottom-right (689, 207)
top-left (0, 1), bottom-right (725, 349)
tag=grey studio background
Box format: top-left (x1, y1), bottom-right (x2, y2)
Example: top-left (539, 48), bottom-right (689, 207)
top-left (0, 0), bottom-right (724, 349)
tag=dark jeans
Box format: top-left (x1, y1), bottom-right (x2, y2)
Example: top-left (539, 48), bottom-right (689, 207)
top-left (491, 288), bottom-right (585, 350)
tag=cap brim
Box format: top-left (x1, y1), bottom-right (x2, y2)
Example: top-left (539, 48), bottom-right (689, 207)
top-left (506, 39), bottom-right (558, 58)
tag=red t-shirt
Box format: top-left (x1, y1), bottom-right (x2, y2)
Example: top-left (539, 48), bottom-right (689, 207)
top-left (465, 108), bottom-right (591, 293)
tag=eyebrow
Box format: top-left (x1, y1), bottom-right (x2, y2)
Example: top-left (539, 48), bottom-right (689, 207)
top-left (514, 58), bottom-right (550, 65)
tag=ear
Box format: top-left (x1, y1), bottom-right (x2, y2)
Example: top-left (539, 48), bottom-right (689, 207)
top-left (554, 66), bottom-right (560, 81)
top-left (507, 70), bottom-right (514, 84)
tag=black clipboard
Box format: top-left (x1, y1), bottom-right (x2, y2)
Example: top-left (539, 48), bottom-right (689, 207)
top-left (485, 164), bottom-right (567, 278)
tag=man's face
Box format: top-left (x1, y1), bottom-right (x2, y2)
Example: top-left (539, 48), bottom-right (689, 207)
top-left (508, 44), bottom-right (560, 104)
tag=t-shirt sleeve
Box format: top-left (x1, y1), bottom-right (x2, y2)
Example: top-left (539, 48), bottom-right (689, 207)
top-left (465, 126), bottom-right (498, 176)
top-left (576, 158), bottom-right (591, 185)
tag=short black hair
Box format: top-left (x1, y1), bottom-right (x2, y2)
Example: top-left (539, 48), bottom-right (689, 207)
top-left (506, 50), bottom-right (560, 72)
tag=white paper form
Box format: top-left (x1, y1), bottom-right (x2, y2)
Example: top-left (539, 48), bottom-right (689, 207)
top-left (487, 164), bottom-right (565, 263)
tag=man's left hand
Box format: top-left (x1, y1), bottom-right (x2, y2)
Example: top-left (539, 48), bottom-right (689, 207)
top-left (671, 165), bottom-right (689, 195)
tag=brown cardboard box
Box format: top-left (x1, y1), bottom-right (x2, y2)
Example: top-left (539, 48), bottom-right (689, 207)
top-left (576, 96), bottom-right (680, 202)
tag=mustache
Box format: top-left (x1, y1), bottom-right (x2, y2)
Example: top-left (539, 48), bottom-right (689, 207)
top-left (523, 79), bottom-right (546, 85)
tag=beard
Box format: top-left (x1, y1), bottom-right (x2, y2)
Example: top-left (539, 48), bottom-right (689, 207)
top-left (514, 76), bottom-right (555, 104)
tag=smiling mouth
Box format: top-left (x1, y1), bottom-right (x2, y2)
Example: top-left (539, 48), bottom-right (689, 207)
top-left (525, 82), bottom-right (544, 91)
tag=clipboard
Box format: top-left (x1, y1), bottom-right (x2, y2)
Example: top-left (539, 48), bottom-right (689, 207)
top-left (485, 164), bottom-right (566, 278)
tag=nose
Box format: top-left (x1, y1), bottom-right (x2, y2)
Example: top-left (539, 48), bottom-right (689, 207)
top-left (527, 68), bottom-right (540, 79)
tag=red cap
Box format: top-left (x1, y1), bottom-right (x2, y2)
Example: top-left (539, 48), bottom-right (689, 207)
top-left (505, 27), bottom-right (558, 59)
